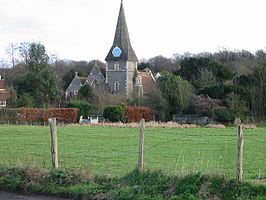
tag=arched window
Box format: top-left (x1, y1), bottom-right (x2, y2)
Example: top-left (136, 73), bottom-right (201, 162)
top-left (91, 79), bottom-right (98, 88)
top-left (114, 62), bottom-right (119, 70)
top-left (136, 75), bottom-right (142, 85)
top-left (114, 82), bottom-right (119, 91)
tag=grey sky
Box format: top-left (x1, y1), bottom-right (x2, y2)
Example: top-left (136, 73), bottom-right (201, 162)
top-left (0, 0), bottom-right (266, 63)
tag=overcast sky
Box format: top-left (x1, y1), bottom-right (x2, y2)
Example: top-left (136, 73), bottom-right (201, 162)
top-left (1, 0), bottom-right (266, 63)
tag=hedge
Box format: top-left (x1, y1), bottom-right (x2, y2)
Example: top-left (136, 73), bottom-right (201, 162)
top-left (0, 108), bottom-right (78, 124)
top-left (125, 106), bottom-right (154, 123)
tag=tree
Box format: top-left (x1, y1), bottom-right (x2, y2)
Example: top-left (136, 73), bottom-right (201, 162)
top-left (62, 69), bottom-right (86, 90)
top-left (14, 42), bottom-right (60, 108)
top-left (226, 93), bottom-right (249, 119)
top-left (5, 43), bottom-right (18, 68)
top-left (103, 104), bottom-right (125, 122)
top-left (25, 42), bottom-right (49, 72)
top-left (17, 93), bottom-right (34, 107)
top-left (6, 86), bottom-right (18, 107)
top-left (250, 64), bottom-right (266, 119)
top-left (67, 100), bottom-right (91, 119)
top-left (148, 55), bottom-right (180, 73)
top-left (144, 87), bottom-right (167, 121)
top-left (138, 61), bottom-right (151, 70)
top-left (158, 71), bottom-right (194, 120)
top-left (179, 57), bottom-right (233, 91)
top-left (92, 85), bottom-right (127, 115)
top-left (79, 84), bottom-right (95, 103)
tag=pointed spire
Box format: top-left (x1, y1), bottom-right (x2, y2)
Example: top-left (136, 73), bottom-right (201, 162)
top-left (105, 1), bottom-right (138, 62)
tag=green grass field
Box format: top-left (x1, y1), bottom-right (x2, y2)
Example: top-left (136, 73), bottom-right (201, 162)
top-left (0, 125), bottom-right (265, 180)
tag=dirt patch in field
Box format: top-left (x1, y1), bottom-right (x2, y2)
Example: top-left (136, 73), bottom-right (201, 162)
top-left (206, 124), bottom-right (226, 129)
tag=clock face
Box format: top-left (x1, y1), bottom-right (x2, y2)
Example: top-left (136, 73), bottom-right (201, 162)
top-left (112, 47), bottom-right (122, 57)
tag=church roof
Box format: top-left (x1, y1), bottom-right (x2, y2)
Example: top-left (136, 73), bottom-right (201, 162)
top-left (85, 64), bottom-right (105, 86)
top-left (105, 1), bottom-right (138, 62)
top-left (65, 72), bottom-right (83, 93)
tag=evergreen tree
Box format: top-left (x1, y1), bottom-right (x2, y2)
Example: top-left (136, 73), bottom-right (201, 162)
top-left (15, 42), bottom-right (60, 108)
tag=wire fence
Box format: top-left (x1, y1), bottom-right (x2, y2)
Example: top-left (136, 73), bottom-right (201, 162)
top-left (0, 120), bottom-right (265, 181)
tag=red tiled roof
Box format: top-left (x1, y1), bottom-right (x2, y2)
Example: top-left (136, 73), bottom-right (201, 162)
top-left (138, 71), bottom-right (156, 95)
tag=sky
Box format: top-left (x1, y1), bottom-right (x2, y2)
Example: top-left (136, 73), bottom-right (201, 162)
top-left (1, 0), bottom-right (266, 64)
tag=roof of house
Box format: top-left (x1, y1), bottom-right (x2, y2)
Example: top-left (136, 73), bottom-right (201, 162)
top-left (137, 69), bottom-right (156, 95)
top-left (0, 91), bottom-right (10, 101)
top-left (105, 1), bottom-right (138, 62)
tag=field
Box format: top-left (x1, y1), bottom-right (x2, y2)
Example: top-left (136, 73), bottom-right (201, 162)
top-left (0, 125), bottom-right (265, 180)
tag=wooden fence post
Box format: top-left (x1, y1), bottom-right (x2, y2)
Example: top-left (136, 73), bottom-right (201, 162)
top-left (138, 118), bottom-right (145, 172)
top-left (49, 118), bottom-right (58, 169)
top-left (236, 124), bottom-right (244, 181)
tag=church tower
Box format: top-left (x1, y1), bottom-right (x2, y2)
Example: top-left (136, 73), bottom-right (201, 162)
top-left (105, 0), bottom-right (138, 98)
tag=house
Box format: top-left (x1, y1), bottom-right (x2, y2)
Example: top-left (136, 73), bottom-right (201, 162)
top-left (134, 68), bottom-right (157, 98)
top-left (0, 75), bottom-right (8, 107)
top-left (65, 1), bottom-right (156, 100)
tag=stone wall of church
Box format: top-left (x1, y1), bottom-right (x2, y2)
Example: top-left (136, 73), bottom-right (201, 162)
top-left (106, 61), bottom-right (127, 94)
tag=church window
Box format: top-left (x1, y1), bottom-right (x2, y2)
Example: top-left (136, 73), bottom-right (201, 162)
top-left (74, 90), bottom-right (78, 95)
top-left (114, 62), bottom-right (119, 70)
top-left (114, 82), bottom-right (119, 91)
top-left (91, 79), bottom-right (98, 88)
top-left (130, 62), bottom-right (134, 70)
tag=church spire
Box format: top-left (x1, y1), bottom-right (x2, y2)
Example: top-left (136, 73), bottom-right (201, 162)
top-left (105, 1), bottom-right (138, 62)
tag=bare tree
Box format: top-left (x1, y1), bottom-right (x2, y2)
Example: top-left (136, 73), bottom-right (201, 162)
top-left (5, 43), bottom-right (19, 67)
top-left (92, 85), bottom-right (126, 114)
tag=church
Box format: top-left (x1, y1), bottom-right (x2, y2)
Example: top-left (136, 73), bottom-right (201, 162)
top-left (65, 1), bottom-right (156, 100)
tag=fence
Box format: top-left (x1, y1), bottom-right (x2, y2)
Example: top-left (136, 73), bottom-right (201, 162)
top-left (0, 119), bottom-right (265, 181)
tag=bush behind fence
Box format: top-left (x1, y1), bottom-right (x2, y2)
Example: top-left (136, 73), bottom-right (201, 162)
top-left (0, 108), bottom-right (78, 124)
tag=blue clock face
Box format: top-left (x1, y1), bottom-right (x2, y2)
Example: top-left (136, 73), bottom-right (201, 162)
top-left (112, 47), bottom-right (122, 57)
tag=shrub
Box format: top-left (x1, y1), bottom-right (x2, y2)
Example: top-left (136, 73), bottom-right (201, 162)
top-left (103, 104), bottom-right (125, 122)
top-left (0, 108), bottom-right (20, 124)
top-left (67, 100), bottom-right (91, 119)
top-left (214, 108), bottom-right (234, 123)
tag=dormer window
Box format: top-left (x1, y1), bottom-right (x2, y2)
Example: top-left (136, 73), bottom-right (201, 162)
top-left (114, 62), bottom-right (119, 70)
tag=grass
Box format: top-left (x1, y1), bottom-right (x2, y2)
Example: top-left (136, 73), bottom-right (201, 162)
top-left (0, 167), bottom-right (265, 200)
top-left (0, 125), bottom-right (265, 180)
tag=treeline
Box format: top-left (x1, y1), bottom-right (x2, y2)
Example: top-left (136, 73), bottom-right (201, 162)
top-left (0, 42), bottom-right (265, 123)
top-left (142, 50), bottom-right (266, 123)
